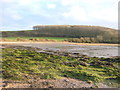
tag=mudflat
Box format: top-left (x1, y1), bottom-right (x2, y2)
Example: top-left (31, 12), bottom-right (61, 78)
top-left (0, 42), bottom-right (119, 58)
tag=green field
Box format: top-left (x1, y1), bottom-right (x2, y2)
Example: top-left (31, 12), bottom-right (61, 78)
top-left (2, 48), bottom-right (120, 87)
top-left (2, 37), bottom-right (69, 41)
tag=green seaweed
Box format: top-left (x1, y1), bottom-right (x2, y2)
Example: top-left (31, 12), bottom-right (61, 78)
top-left (2, 48), bottom-right (120, 87)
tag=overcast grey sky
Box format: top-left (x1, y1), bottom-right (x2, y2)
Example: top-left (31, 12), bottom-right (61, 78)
top-left (0, 0), bottom-right (119, 31)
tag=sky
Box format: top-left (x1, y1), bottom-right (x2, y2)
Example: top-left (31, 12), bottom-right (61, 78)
top-left (0, 0), bottom-right (119, 31)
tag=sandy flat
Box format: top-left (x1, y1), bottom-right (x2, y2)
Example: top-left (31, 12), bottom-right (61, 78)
top-left (68, 42), bottom-right (119, 46)
top-left (0, 41), bottom-right (119, 46)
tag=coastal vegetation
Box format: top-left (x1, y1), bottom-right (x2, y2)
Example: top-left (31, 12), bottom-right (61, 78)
top-left (2, 47), bottom-right (120, 87)
top-left (65, 37), bottom-right (119, 44)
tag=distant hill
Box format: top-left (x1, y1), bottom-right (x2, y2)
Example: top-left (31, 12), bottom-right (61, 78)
top-left (2, 25), bottom-right (119, 43)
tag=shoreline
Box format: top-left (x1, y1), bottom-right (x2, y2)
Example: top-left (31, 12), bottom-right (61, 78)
top-left (0, 41), bottom-right (119, 46)
top-left (2, 45), bottom-right (119, 88)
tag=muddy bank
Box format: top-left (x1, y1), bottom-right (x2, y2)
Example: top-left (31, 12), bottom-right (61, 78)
top-left (1, 44), bottom-right (88, 58)
top-left (1, 42), bottom-right (119, 58)
top-left (2, 44), bottom-right (119, 59)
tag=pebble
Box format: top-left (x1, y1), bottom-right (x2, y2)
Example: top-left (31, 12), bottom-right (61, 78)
top-left (64, 79), bottom-right (69, 82)
top-left (72, 83), bottom-right (76, 86)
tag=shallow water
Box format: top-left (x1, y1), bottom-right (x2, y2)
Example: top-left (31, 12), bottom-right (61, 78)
top-left (12, 42), bottom-right (119, 58)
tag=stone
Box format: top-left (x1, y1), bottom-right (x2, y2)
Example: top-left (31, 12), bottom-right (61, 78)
top-left (64, 79), bottom-right (69, 82)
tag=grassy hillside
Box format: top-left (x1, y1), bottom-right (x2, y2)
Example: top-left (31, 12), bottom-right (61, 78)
top-left (2, 25), bottom-right (119, 43)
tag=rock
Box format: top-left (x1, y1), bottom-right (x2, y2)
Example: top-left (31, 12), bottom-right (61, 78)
top-left (3, 81), bottom-right (12, 83)
top-left (79, 61), bottom-right (89, 66)
top-left (64, 79), bottom-right (69, 82)
top-left (72, 85), bottom-right (76, 88)
top-left (72, 83), bottom-right (77, 86)
top-left (63, 75), bottom-right (68, 77)
top-left (73, 53), bottom-right (80, 55)
top-left (48, 85), bottom-right (54, 88)
top-left (42, 81), bottom-right (49, 85)
top-left (79, 58), bottom-right (87, 61)
top-left (87, 81), bottom-right (92, 84)
top-left (105, 62), bottom-right (113, 66)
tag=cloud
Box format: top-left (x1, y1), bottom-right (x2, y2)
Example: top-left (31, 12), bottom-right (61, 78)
top-left (61, 0), bottom-right (118, 26)
top-left (0, 0), bottom-right (119, 30)
top-left (5, 8), bottom-right (22, 20)
top-left (61, 0), bottom-right (77, 6)
top-left (47, 4), bottom-right (56, 9)
top-left (62, 6), bottom-right (88, 22)
top-left (90, 8), bottom-right (117, 23)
